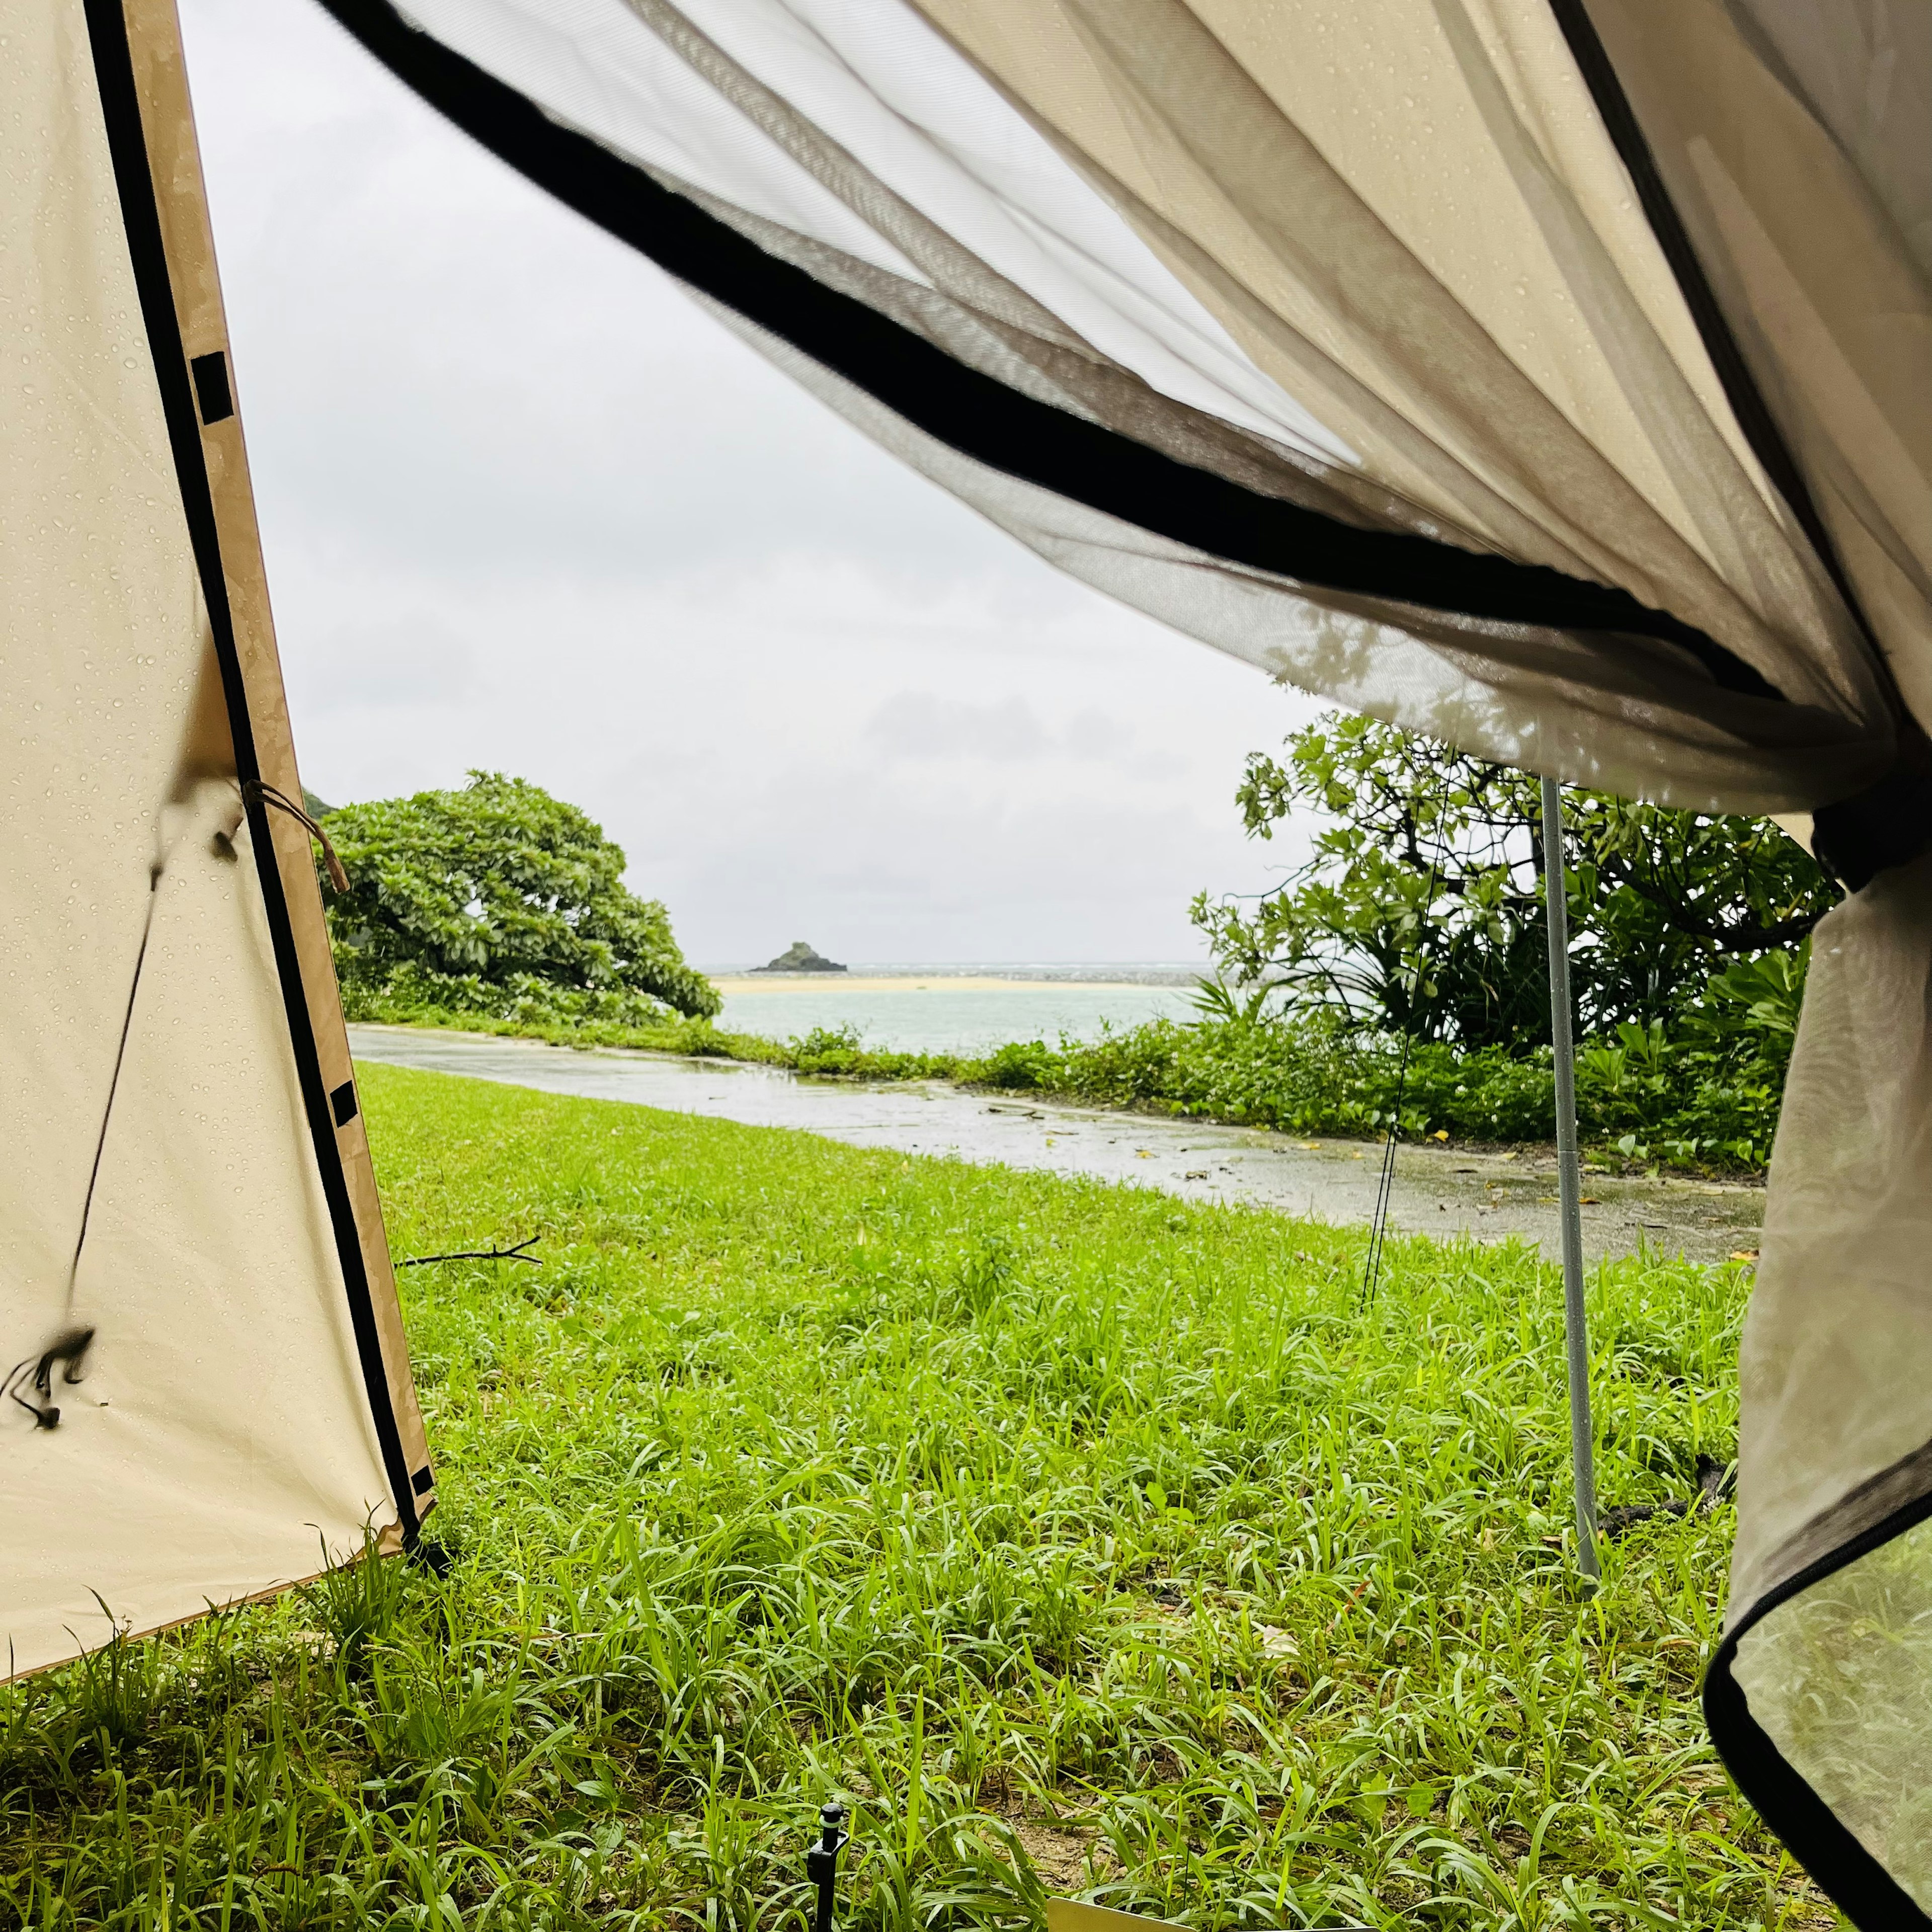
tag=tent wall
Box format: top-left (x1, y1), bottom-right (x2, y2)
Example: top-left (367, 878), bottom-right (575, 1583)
top-left (1, 0), bottom-right (432, 1679)
top-left (911, 0), bottom-right (1861, 687)
top-left (1705, 854), bottom-right (1932, 1920)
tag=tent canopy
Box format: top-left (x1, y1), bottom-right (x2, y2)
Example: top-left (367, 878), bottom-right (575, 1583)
top-left (316, 0), bottom-right (1926, 828)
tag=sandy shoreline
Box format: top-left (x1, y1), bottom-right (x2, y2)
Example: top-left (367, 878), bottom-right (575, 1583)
top-left (711, 975), bottom-right (1188, 995)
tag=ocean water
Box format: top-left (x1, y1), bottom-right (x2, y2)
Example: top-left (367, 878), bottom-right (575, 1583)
top-left (703, 962), bottom-right (1204, 1055)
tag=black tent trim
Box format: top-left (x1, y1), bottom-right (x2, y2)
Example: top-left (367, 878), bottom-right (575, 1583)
top-left (310, 0), bottom-right (1788, 708)
top-left (1704, 1473), bottom-right (1932, 1930)
top-left (1553, 3), bottom-right (1928, 894)
top-left (1546, 4), bottom-right (1856, 621)
top-left (83, 0), bottom-right (422, 1544)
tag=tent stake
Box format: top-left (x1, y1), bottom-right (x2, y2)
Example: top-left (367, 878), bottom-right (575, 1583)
top-left (1541, 776), bottom-right (1600, 1580)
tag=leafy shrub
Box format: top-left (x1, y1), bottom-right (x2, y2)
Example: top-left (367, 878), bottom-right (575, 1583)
top-left (340, 959), bottom-right (677, 1030)
top-left (1195, 711), bottom-right (1832, 1046)
top-left (996, 1002), bottom-right (1790, 1167)
top-left (979, 1041), bottom-right (1060, 1091)
top-left (1686, 944), bottom-right (1807, 1048)
top-left (788, 1024), bottom-right (870, 1074)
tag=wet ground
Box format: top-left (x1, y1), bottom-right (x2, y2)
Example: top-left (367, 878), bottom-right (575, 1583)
top-left (349, 1025), bottom-right (1763, 1267)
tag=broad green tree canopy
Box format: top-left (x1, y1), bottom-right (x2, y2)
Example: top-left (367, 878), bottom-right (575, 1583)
top-left (325, 773), bottom-right (718, 1020)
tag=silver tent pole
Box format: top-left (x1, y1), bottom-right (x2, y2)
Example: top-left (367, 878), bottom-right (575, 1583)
top-left (1541, 776), bottom-right (1600, 1580)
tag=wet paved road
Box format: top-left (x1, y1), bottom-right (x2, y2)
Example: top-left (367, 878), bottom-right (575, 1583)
top-left (349, 1025), bottom-right (1763, 1267)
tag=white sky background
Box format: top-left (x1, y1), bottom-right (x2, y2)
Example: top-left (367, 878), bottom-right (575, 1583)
top-left (176, 0), bottom-right (1323, 965)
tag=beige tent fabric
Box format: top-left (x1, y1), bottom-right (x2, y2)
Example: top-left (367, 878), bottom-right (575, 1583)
top-left (908, 0), bottom-right (1885, 740)
top-left (1733, 853), bottom-right (1932, 1619)
top-left (1553, 19), bottom-right (1932, 1901)
top-left (1576, 0), bottom-right (1932, 739)
top-left (1, 0), bottom-right (427, 1677)
top-left (1726, 2), bottom-right (1930, 287)
top-left (6, 793), bottom-right (395, 1676)
top-left (1726, 853), bottom-right (1932, 1904)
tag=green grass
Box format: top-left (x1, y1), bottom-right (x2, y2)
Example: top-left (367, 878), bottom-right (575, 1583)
top-left (0, 1067), bottom-right (1830, 1928)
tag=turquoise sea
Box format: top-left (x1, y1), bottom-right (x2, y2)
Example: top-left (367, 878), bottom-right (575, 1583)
top-left (702, 963), bottom-right (1203, 1055)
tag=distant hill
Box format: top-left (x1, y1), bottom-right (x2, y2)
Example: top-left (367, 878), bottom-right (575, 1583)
top-left (752, 940), bottom-right (846, 974)
top-left (302, 787), bottom-right (334, 819)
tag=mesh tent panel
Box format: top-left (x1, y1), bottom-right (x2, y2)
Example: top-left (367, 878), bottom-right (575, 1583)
top-left (326, 0), bottom-right (1895, 806)
top-left (1576, 0), bottom-right (1932, 728)
top-left (1730, 1516), bottom-right (1932, 1911)
top-left (711, 289), bottom-right (1880, 802)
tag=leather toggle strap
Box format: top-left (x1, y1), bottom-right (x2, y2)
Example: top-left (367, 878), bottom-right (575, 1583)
top-left (246, 781), bottom-right (350, 892)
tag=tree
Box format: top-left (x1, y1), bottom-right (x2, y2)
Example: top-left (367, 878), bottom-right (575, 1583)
top-left (323, 772), bottom-right (720, 1019)
top-left (1192, 714), bottom-right (1833, 1046)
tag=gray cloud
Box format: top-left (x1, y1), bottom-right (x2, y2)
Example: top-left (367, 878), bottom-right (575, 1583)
top-left (180, 0), bottom-right (1321, 963)
top-left (864, 694), bottom-right (1053, 764)
top-left (299, 612), bottom-right (479, 714)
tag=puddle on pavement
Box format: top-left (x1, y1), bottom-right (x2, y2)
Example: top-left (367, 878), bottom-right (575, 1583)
top-left (349, 1025), bottom-right (1763, 1267)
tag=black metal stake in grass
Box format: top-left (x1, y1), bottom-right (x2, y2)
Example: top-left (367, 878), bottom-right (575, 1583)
top-left (1542, 776), bottom-right (1600, 1581)
top-left (807, 1803), bottom-right (848, 1932)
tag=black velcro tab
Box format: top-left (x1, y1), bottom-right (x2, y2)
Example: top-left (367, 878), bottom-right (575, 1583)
top-left (330, 1080), bottom-right (359, 1127)
top-left (411, 1465), bottom-right (435, 1495)
top-left (190, 351), bottom-right (234, 426)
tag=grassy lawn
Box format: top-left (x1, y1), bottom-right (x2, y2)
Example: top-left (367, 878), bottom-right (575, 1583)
top-left (0, 1066), bottom-right (1830, 1929)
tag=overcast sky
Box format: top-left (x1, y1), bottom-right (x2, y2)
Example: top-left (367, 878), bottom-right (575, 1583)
top-left (175, 0), bottom-right (1322, 965)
